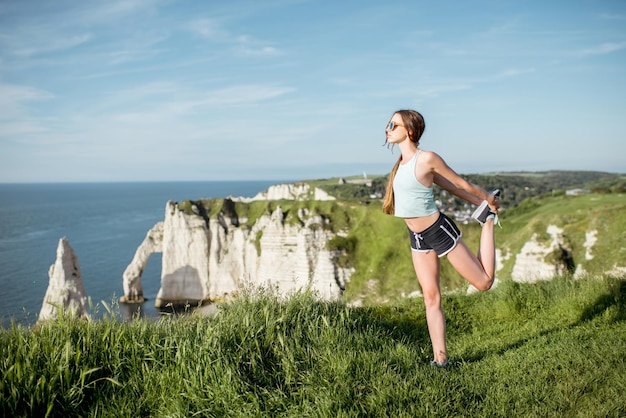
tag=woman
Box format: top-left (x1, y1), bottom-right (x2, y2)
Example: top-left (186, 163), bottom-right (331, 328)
top-left (382, 109), bottom-right (500, 367)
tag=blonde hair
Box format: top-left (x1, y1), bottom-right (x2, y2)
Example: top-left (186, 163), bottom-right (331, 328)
top-left (382, 157), bottom-right (402, 214)
top-left (382, 110), bottom-right (426, 215)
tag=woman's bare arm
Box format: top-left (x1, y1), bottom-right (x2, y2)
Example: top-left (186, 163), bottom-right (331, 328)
top-left (433, 173), bottom-right (482, 206)
top-left (425, 151), bottom-right (499, 211)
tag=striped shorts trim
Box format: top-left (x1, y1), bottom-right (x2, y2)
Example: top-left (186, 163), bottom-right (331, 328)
top-left (408, 213), bottom-right (462, 258)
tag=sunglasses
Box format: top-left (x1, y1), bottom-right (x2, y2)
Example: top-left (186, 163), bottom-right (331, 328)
top-left (386, 121), bottom-right (404, 131)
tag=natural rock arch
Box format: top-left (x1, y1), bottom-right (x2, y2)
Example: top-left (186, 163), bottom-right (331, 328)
top-left (120, 222), bottom-right (163, 303)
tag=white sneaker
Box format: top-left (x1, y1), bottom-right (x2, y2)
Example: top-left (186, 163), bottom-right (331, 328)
top-left (471, 189), bottom-right (501, 226)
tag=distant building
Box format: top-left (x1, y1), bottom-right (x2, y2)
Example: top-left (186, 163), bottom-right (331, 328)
top-left (344, 178), bottom-right (372, 187)
top-left (566, 189), bottom-right (590, 196)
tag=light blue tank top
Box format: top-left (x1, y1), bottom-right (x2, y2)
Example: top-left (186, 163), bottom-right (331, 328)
top-left (392, 150), bottom-right (439, 218)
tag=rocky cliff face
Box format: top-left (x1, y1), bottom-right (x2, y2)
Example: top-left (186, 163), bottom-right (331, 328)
top-left (122, 190), bottom-right (350, 307)
top-left (39, 237), bottom-right (87, 321)
top-left (232, 183), bottom-right (336, 202)
top-left (157, 200), bottom-right (213, 306)
top-left (502, 224), bottom-right (617, 282)
top-left (510, 225), bottom-right (570, 282)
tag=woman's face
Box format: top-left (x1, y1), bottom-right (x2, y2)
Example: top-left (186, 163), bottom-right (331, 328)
top-left (385, 113), bottom-right (409, 144)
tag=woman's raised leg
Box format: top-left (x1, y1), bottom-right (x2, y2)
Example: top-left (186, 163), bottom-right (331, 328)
top-left (446, 218), bottom-right (496, 291)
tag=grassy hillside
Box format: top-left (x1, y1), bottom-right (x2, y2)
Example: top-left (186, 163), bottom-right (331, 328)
top-left (331, 192), bottom-right (626, 303)
top-left (2, 276), bottom-right (625, 417)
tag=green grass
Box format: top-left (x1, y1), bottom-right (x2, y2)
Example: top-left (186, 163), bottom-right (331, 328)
top-left (2, 276), bottom-right (625, 417)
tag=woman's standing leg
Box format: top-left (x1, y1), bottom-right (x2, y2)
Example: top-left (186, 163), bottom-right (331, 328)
top-left (412, 250), bottom-right (447, 363)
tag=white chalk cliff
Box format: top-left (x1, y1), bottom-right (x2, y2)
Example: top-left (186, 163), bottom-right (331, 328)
top-left (38, 237), bottom-right (88, 321)
top-left (122, 191), bottom-right (350, 307)
top-left (510, 225), bottom-right (577, 282)
top-left (232, 183), bottom-right (336, 202)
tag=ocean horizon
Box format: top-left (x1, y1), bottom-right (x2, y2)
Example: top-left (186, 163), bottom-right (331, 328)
top-left (0, 180), bottom-right (283, 327)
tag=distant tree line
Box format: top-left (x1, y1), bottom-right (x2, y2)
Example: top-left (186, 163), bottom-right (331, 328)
top-left (319, 171), bottom-right (625, 211)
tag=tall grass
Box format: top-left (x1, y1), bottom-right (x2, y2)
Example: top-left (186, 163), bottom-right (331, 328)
top-left (2, 276), bottom-right (625, 417)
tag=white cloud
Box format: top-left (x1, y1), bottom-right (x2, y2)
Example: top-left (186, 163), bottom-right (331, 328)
top-left (417, 83), bottom-right (473, 97)
top-left (93, 0), bottom-right (163, 19)
top-left (187, 18), bottom-right (230, 41)
top-left (107, 83), bottom-right (295, 124)
top-left (0, 121), bottom-right (51, 138)
top-left (576, 41), bottom-right (626, 56)
top-left (236, 41), bottom-right (283, 57)
top-left (598, 13), bottom-right (626, 21)
top-left (107, 47), bottom-right (167, 65)
top-left (0, 83), bottom-right (54, 121)
top-left (67, 0), bottom-right (166, 25)
top-left (2, 31), bottom-right (92, 58)
top-left (106, 30), bottom-right (171, 65)
top-left (498, 68), bottom-right (536, 78)
top-left (199, 84), bottom-right (295, 105)
top-left (187, 17), bottom-right (284, 56)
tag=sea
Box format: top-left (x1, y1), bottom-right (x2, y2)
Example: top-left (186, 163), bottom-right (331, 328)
top-left (0, 181), bottom-right (280, 327)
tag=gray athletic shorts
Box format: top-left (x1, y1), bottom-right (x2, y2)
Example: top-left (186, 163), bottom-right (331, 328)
top-left (408, 213), bottom-right (462, 258)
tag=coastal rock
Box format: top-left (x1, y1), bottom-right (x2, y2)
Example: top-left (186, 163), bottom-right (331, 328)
top-left (155, 201), bottom-right (211, 307)
top-left (574, 230), bottom-right (598, 278)
top-left (511, 225), bottom-right (570, 282)
top-left (122, 197), bottom-right (350, 307)
top-left (38, 237), bottom-right (87, 321)
top-left (232, 183), bottom-right (336, 202)
top-left (206, 205), bottom-right (349, 300)
top-left (120, 222), bottom-right (164, 303)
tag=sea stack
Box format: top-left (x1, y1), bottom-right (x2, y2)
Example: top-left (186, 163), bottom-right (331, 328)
top-left (38, 237), bottom-right (88, 322)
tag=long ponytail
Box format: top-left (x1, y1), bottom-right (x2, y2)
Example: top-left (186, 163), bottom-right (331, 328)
top-left (382, 156), bottom-right (402, 215)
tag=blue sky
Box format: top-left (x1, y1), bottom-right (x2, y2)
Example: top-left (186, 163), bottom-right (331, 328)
top-left (1, 0), bottom-right (624, 182)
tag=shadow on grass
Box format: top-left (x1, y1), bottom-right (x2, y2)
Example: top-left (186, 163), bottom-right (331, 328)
top-left (348, 304), bottom-right (432, 355)
top-left (458, 277), bottom-right (626, 364)
top-left (579, 278), bottom-right (626, 322)
top-left (459, 326), bottom-right (564, 365)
